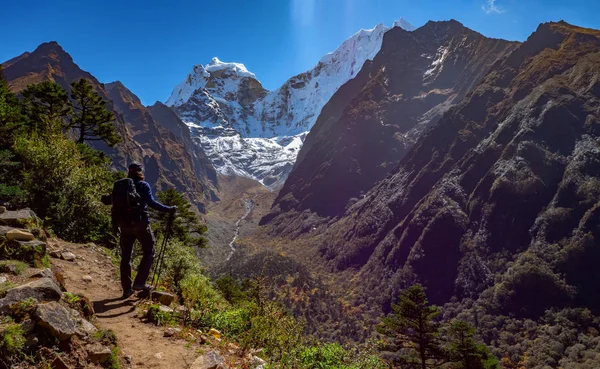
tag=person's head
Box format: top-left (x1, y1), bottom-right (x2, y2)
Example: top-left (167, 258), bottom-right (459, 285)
top-left (128, 162), bottom-right (144, 181)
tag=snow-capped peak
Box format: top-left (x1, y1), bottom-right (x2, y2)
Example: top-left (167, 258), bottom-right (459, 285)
top-left (394, 18), bottom-right (416, 31)
top-left (206, 57), bottom-right (256, 79)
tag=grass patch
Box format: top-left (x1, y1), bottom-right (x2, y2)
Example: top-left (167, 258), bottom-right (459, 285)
top-left (0, 321), bottom-right (26, 362)
top-left (0, 260), bottom-right (29, 275)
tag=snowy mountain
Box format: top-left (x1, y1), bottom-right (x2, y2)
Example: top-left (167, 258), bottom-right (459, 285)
top-left (166, 18), bottom-right (415, 187)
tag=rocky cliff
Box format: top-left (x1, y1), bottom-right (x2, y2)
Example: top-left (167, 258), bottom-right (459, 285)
top-left (262, 20), bottom-right (519, 232)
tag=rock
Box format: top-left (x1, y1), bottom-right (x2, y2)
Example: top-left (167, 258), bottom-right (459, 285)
top-left (159, 305), bottom-right (174, 313)
top-left (34, 302), bottom-right (79, 340)
top-left (4, 240), bottom-right (47, 267)
top-left (0, 209), bottom-right (39, 227)
top-left (0, 261), bottom-right (18, 275)
top-left (151, 291), bottom-right (176, 306)
top-left (0, 277), bottom-right (62, 313)
top-left (251, 356), bottom-right (267, 369)
top-left (199, 334), bottom-right (209, 344)
top-left (208, 328), bottom-right (221, 340)
top-left (50, 250), bottom-right (63, 258)
top-left (29, 268), bottom-right (53, 279)
top-left (82, 275), bottom-right (92, 282)
top-left (154, 352), bottom-right (163, 359)
top-left (5, 229), bottom-right (35, 241)
top-left (61, 252), bottom-right (76, 261)
top-left (0, 206), bottom-right (6, 214)
top-left (0, 275), bottom-right (6, 284)
top-left (51, 356), bottom-right (71, 369)
top-left (78, 318), bottom-right (98, 336)
top-left (163, 327), bottom-right (181, 337)
top-left (124, 354), bottom-right (133, 364)
top-left (20, 319), bottom-right (36, 333)
top-left (86, 343), bottom-right (112, 364)
top-left (190, 351), bottom-right (227, 369)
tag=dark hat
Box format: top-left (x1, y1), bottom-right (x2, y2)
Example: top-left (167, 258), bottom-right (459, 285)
top-left (128, 162), bottom-right (143, 171)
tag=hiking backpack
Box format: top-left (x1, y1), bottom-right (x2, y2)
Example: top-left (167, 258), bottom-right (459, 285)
top-left (110, 178), bottom-right (143, 227)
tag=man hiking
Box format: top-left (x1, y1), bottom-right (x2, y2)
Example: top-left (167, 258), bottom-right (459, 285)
top-left (114, 162), bottom-right (176, 299)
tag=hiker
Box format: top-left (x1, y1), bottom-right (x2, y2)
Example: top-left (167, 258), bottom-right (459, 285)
top-left (115, 163), bottom-right (176, 298)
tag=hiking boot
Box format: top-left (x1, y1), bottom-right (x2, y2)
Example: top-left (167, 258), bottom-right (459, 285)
top-left (132, 284), bottom-right (154, 291)
top-left (122, 289), bottom-right (134, 299)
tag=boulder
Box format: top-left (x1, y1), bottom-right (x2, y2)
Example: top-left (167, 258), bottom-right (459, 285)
top-left (190, 351), bottom-right (228, 369)
top-left (5, 229), bottom-right (35, 241)
top-left (0, 209), bottom-right (39, 227)
top-left (86, 343), bottom-right (112, 364)
top-left (0, 277), bottom-right (62, 313)
top-left (35, 301), bottom-right (79, 340)
top-left (3, 240), bottom-right (47, 267)
top-left (151, 291), bottom-right (176, 306)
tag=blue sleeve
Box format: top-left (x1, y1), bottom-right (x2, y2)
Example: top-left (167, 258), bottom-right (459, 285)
top-left (138, 182), bottom-right (172, 212)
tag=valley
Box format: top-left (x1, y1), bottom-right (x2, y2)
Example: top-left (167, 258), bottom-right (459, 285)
top-left (2, 10), bottom-right (600, 368)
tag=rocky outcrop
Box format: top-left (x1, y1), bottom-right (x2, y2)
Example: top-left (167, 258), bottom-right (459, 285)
top-left (34, 301), bottom-right (79, 340)
top-left (0, 278), bottom-right (62, 313)
top-left (262, 20), bottom-right (519, 234)
top-left (1, 42), bottom-right (217, 208)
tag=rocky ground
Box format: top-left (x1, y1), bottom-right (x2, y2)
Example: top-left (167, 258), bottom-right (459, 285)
top-left (0, 207), bottom-right (267, 369)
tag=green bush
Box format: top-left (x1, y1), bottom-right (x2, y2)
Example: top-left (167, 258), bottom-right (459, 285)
top-left (0, 321), bottom-right (26, 363)
top-left (180, 274), bottom-right (228, 327)
top-left (14, 133), bottom-right (113, 242)
top-left (299, 343), bottom-right (347, 369)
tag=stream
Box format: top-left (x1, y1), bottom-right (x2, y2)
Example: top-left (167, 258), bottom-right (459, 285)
top-left (226, 198), bottom-right (254, 261)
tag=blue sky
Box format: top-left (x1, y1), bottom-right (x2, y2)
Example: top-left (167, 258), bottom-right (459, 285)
top-left (2, 0), bottom-right (599, 105)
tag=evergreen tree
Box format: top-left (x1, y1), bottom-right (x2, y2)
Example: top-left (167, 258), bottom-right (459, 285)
top-left (150, 188), bottom-right (208, 248)
top-left (21, 80), bottom-right (71, 133)
top-left (68, 78), bottom-right (120, 146)
top-left (0, 65), bottom-right (26, 148)
top-left (446, 320), bottom-right (498, 369)
top-left (378, 284), bottom-right (445, 369)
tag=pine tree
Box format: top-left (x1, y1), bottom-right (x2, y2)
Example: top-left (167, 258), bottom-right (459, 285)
top-left (150, 188), bottom-right (208, 248)
top-left (21, 80), bottom-right (71, 133)
top-left (69, 78), bottom-right (120, 146)
top-left (446, 320), bottom-right (498, 369)
top-left (378, 284), bottom-right (445, 369)
top-left (0, 65), bottom-right (25, 148)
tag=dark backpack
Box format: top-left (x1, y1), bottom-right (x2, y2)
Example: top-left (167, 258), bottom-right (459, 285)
top-left (111, 178), bottom-right (143, 227)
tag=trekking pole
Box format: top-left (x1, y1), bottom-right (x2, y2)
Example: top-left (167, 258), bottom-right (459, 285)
top-left (152, 212), bottom-right (174, 290)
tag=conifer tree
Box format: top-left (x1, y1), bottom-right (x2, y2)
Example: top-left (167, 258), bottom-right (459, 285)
top-left (378, 284), bottom-right (445, 369)
top-left (0, 65), bottom-right (24, 148)
top-left (21, 80), bottom-right (70, 133)
top-left (69, 78), bottom-right (120, 146)
top-left (150, 188), bottom-right (208, 248)
top-left (446, 320), bottom-right (498, 369)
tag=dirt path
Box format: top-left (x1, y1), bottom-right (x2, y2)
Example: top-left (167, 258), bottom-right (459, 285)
top-left (50, 240), bottom-right (199, 369)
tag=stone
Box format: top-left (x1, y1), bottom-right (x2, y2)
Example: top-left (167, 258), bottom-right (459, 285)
top-left (154, 352), bottom-right (163, 359)
top-left (82, 275), bottom-right (92, 282)
top-left (190, 351), bottom-right (226, 369)
top-left (5, 229), bottom-right (35, 241)
top-left (0, 277), bottom-right (62, 313)
top-left (51, 356), bottom-right (71, 369)
top-left (251, 356), bottom-right (267, 369)
top-left (163, 327), bottom-right (181, 337)
top-left (159, 305), bottom-right (174, 313)
top-left (86, 343), bottom-right (112, 364)
top-left (20, 319), bottom-right (36, 333)
top-left (4, 240), bottom-right (47, 267)
top-left (208, 328), bottom-right (221, 340)
top-left (35, 301), bottom-right (79, 340)
top-left (78, 319), bottom-right (98, 336)
top-left (0, 209), bottom-right (39, 227)
top-left (0, 261), bottom-right (18, 275)
top-left (124, 354), bottom-right (133, 364)
top-left (50, 250), bottom-right (63, 258)
top-left (0, 206), bottom-right (6, 214)
top-left (61, 252), bottom-right (76, 261)
top-left (0, 275), bottom-right (6, 284)
top-left (29, 268), bottom-right (54, 280)
top-left (151, 291), bottom-right (176, 306)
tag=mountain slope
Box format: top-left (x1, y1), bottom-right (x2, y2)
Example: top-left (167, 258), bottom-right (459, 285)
top-left (262, 20), bottom-right (519, 232)
top-left (313, 21), bottom-right (600, 317)
top-left (2, 42), bottom-right (217, 207)
top-left (166, 20), bottom-right (414, 186)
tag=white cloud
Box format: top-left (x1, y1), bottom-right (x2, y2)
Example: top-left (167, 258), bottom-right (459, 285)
top-left (482, 0), bottom-right (504, 14)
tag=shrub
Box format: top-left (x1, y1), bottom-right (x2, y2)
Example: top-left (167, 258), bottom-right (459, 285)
top-left (0, 321), bottom-right (26, 364)
top-left (299, 343), bottom-right (347, 369)
top-left (14, 133), bottom-right (113, 242)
